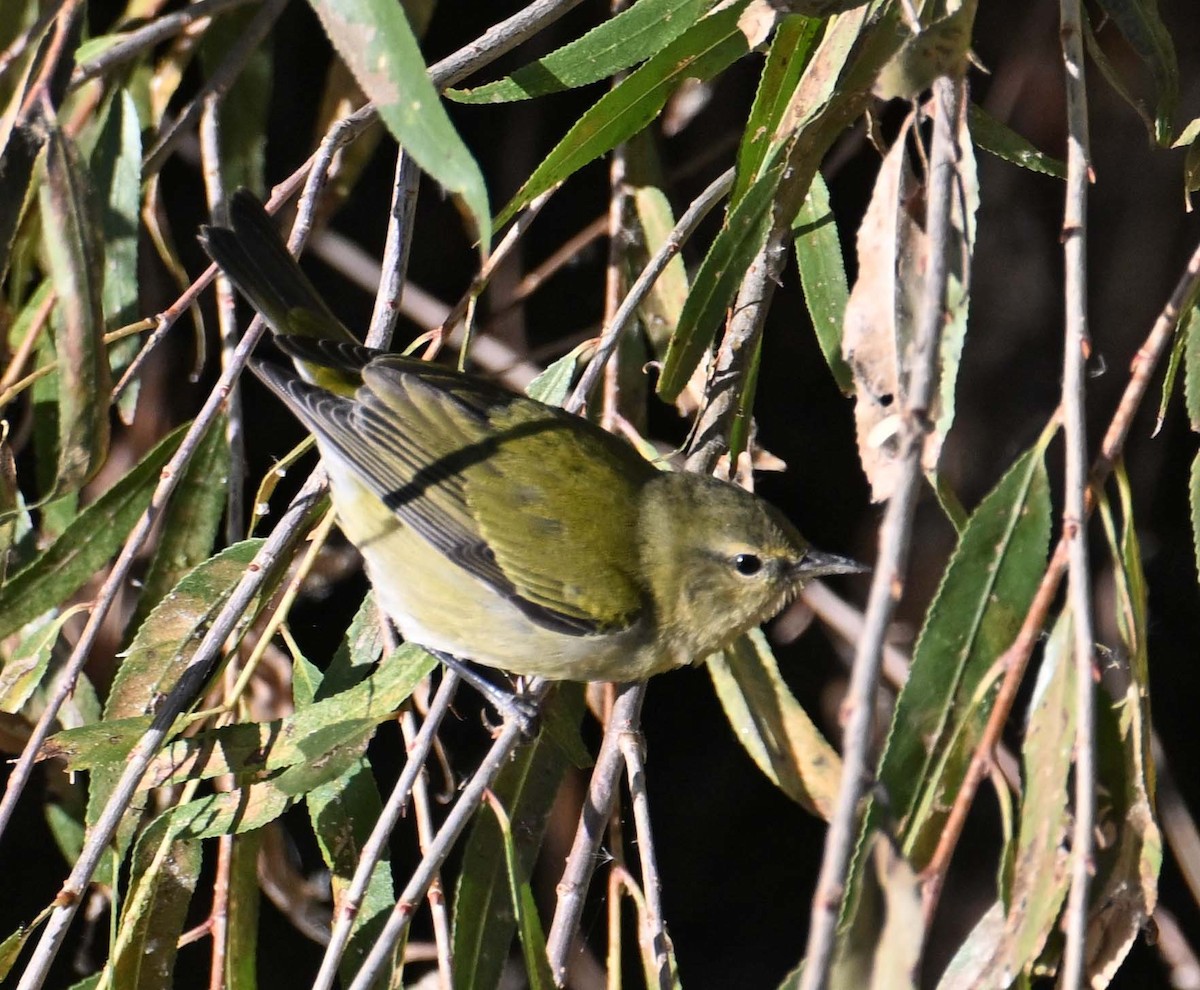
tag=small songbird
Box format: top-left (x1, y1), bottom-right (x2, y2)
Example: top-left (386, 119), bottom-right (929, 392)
top-left (200, 191), bottom-right (861, 706)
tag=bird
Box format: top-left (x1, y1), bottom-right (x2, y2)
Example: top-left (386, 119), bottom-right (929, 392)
top-left (200, 191), bottom-right (863, 719)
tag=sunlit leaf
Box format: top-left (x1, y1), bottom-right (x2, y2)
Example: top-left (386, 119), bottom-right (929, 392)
top-left (105, 540), bottom-right (264, 722)
top-left (793, 171), bottom-right (852, 393)
top-left (449, 0), bottom-right (715, 104)
top-left (0, 423), bottom-right (186, 642)
top-left (306, 0), bottom-right (491, 246)
top-left (40, 126), bottom-right (112, 492)
top-left (979, 610), bottom-right (1074, 984)
top-left (873, 0), bottom-right (978, 101)
top-left (708, 628), bottom-right (841, 819)
top-left (111, 833), bottom-right (201, 990)
top-left (496, 0), bottom-right (755, 228)
top-left (968, 103), bottom-right (1065, 179)
top-left (656, 159), bottom-right (783, 402)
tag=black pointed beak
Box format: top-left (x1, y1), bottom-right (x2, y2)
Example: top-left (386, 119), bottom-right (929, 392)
top-left (792, 549), bottom-right (868, 579)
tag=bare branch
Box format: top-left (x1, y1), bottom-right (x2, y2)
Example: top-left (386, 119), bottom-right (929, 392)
top-left (1059, 0), bottom-right (1097, 981)
top-left (799, 74), bottom-right (966, 990)
top-left (310, 672), bottom-right (461, 990)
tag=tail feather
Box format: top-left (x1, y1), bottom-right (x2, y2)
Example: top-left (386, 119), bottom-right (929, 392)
top-left (199, 190), bottom-right (354, 344)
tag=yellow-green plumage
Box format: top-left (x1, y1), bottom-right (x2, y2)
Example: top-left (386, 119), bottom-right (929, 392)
top-left (201, 191), bottom-right (861, 683)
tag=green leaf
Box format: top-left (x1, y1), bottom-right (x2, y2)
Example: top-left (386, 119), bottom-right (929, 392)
top-left (872, 0), bottom-right (978, 101)
top-left (978, 610), bottom-right (1075, 985)
top-left (1191, 452), bottom-right (1200, 583)
top-left (0, 423), bottom-right (187, 642)
top-left (453, 683), bottom-right (585, 990)
top-left (872, 429), bottom-right (1054, 869)
top-left (967, 103), bottom-right (1065, 179)
top-left (0, 605), bottom-right (89, 713)
top-left (105, 540), bottom-right (265, 722)
top-left (1156, 305), bottom-right (1188, 433)
top-left (39, 125), bottom-right (112, 492)
top-left (707, 629), bottom-right (841, 819)
top-left (829, 834), bottom-right (921, 990)
top-left (1087, 465), bottom-right (1161, 986)
top-left (448, 0), bottom-right (714, 104)
top-left (47, 645), bottom-right (435, 786)
top-left (201, 7), bottom-right (271, 195)
top-left (272, 717), bottom-right (378, 796)
top-left (525, 341), bottom-right (591, 406)
top-left (656, 159), bottom-right (783, 401)
top-left (305, 0), bottom-right (491, 246)
top-left (733, 14), bottom-right (823, 206)
top-left (0, 924), bottom-right (32, 981)
top-left (1174, 116), bottom-right (1200, 208)
top-left (87, 88), bottom-right (141, 329)
top-left (85, 88), bottom-right (143, 423)
top-left (225, 831), bottom-right (262, 990)
top-left (111, 834), bottom-right (201, 990)
top-left (1093, 0), bottom-right (1178, 145)
top-left (140, 645), bottom-right (435, 788)
top-left (1184, 305), bottom-right (1200, 430)
top-left (483, 796), bottom-right (557, 990)
top-left (793, 171), bottom-right (853, 392)
top-left (496, 0), bottom-right (753, 229)
top-left (151, 781), bottom-right (293, 841)
top-left (629, 180), bottom-right (690, 360)
top-left (130, 415), bottom-right (231, 631)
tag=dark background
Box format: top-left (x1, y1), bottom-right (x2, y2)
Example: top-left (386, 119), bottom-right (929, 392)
top-left (4, 0), bottom-right (1200, 987)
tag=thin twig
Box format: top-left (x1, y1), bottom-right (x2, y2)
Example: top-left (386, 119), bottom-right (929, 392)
top-left (1058, 2), bottom-right (1096, 984)
top-left (618, 731), bottom-right (672, 988)
top-left (344, 682), bottom-right (549, 990)
top-left (546, 681), bottom-right (647, 981)
top-left (198, 93), bottom-right (242, 988)
top-left (568, 167), bottom-right (734, 413)
top-left (798, 74), bottom-right (965, 990)
top-left (798, 582), bottom-right (911, 691)
top-left (683, 221), bottom-right (789, 475)
top-left (366, 151), bottom-right (420, 349)
top-left (69, 0), bottom-right (258, 86)
top-left (427, 0), bottom-right (588, 90)
top-left (111, 102), bottom-right (380, 401)
top-left (428, 187), bottom-right (560, 360)
top-left (405, 705), bottom-right (456, 984)
top-left (199, 94), bottom-right (247, 543)
top-left (511, 214), bottom-right (609, 303)
top-left (400, 703), bottom-right (455, 988)
top-left (1152, 906), bottom-right (1200, 990)
top-left (142, 0), bottom-right (288, 176)
top-left (309, 673), bottom-right (462, 990)
top-left (1154, 732), bottom-right (1200, 909)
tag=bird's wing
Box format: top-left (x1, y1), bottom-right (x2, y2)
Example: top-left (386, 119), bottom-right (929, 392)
top-left (257, 357), bottom-right (652, 634)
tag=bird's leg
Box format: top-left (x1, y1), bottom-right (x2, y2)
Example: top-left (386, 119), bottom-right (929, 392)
top-left (427, 649), bottom-right (540, 737)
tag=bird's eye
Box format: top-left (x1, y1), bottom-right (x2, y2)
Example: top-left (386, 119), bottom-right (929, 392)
top-left (733, 553), bottom-right (763, 576)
